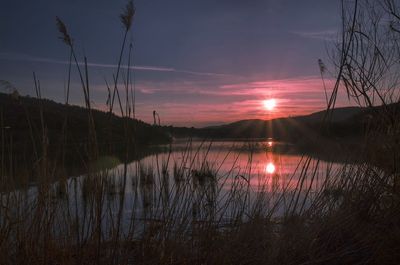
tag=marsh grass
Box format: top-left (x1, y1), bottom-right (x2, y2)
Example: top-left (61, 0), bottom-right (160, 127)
top-left (1, 0), bottom-right (400, 264)
top-left (0, 131), bottom-right (399, 265)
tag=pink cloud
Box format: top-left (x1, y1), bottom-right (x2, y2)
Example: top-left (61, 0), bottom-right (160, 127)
top-left (78, 76), bottom-right (352, 127)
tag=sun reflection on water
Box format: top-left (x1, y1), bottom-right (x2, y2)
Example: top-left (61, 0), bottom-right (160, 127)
top-left (265, 162), bottom-right (276, 174)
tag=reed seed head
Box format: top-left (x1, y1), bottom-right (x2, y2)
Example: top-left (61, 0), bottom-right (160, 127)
top-left (120, 1), bottom-right (135, 31)
top-left (56, 16), bottom-right (72, 46)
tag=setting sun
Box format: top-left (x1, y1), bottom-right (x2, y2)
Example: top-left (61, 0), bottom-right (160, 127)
top-left (263, 99), bottom-right (276, 111)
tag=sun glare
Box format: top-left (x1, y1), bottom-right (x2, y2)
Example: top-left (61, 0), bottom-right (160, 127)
top-left (265, 162), bottom-right (276, 174)
top-left (263, 99), bottom-right (276, 111)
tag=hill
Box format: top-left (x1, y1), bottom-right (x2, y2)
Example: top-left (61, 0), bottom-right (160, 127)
top-left (0, 92), bottom-right (170, 160)
top-left (166, 105), bottom-right (393, 142)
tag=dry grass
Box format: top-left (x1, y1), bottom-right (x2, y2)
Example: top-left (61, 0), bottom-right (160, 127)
top-left (0, 137), bottom-right (399, 264)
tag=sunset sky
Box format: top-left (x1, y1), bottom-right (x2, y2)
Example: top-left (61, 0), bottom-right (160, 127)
top-left (0, 0), bottom-right (350, 127)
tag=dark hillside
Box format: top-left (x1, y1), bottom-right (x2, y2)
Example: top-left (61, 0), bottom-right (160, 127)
top-left (0, 92), bottom-right (170, 159)
top-left (167, 104), bottom-right (399, 142)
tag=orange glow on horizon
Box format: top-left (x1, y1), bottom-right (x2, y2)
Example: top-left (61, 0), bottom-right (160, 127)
top-left (133, 77), bottom-right (346, 126)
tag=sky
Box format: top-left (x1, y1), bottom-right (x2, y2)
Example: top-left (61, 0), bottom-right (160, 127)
top-left (0, 0), bottom-right (350, 127)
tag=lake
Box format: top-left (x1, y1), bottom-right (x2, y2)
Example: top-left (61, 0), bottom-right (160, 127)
top-left (3, 139), bottom-right (347, 238)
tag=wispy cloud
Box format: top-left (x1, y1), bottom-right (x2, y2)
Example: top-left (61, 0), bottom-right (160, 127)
top-left (135, 76), bottom-right (334, 98)
top-left (132, 75), bottom-right (354, 126)
top-left (0, 52), bottom-right (231, 77)
top-left (290, 29), bottom-right (338, 41)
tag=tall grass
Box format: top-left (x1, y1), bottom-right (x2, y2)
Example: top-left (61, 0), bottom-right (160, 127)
top-left (0, 141), bottom-right (398, 264)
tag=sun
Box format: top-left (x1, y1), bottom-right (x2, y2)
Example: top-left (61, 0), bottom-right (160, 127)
top-left (265, 162), bottom-right (276, 174)
top-left (263, 99), bottom-right (276, 111)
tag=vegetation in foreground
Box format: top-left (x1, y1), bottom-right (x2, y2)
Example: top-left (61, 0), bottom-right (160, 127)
top-left (1, 0), bottom-right (400, 264)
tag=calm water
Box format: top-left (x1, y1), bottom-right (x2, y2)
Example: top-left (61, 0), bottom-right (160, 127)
top-left (4, 139), bottom-right (346, 237)
top-left (135, 139), bottom-right (340, 192)
top-left (89, 139), bottom-right (344, 222)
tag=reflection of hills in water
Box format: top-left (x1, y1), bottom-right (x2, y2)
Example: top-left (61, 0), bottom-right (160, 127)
top-left (119, 139), bottom-right (345, 196)
top-left (2, 137), bottom-right (356, 192)
top-left (149, 139), bottom-right (358, 164)
top-left (10, 140), bottom-right (346, 227)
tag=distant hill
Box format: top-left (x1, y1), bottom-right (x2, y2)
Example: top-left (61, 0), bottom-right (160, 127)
top-left (3, 91), bottom-right (397, 157)
top-left (0, 92), bottom-right (170, 159)
top-left (166, 104), bottom-right (398, 142)
top-left (294, 106), bottom-right (363, 123)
